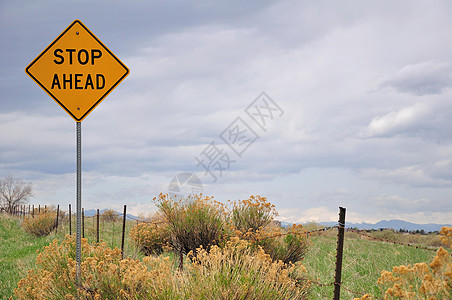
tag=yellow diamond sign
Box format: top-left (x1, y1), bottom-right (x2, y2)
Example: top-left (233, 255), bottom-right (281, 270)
top-left (26, 20), bottom-right (129, 122)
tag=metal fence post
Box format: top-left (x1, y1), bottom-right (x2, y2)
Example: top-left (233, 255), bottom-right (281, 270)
top-left (69, 204), bottom-right (72, 235)
top-left (55, 205), bottom-right (59, 233)
top-left (334, 207), bottom-right (346, 300)
top-left (82, 208), bottom-right (85, 238)
top-left (96, 209), bottom-right (100, 243)
top-left (121, 205), bottom-right (127, 259)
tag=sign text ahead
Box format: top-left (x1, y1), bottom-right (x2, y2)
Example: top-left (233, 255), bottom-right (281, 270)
top-left (26, 20), bottom-right (129, 122)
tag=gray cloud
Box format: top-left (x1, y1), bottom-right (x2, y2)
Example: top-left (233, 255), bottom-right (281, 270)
top-left (381, 61), bottom-right (452, 95)
top-left (2, 0), bottom-right (452, 223)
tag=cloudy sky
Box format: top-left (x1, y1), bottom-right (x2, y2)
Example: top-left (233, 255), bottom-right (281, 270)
top-left (1, 0), bottom-right (452, 224)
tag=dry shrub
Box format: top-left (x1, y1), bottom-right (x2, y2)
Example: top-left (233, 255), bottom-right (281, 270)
top-left (154, 193), bottom-right (227, 255)
top-left (129, 221), bottom-right (167, 256)
top-left (14, 235), bottom-right (308, 299)
top-left (356, 226), bottom-right (452, 299)
top-left (258, 224), bottom-right (309, 264)
top-left (185, 237), bottom-right (309, 299)
top-left (101, 209), bottom-right (119, 222)
top-left (440, 226), bottom-right (452, 249)
top-left (231, 195), bottom-right (277, 232)
top-left (230, 197), bottom-right (307, 264)
top-left (14, 235), bottom-right (176, 299)
top-left (22, 210), bottom-right (57, 237)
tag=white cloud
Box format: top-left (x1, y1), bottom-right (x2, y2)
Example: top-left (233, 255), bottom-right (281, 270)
top-left (278, 206), bottom-right (338, 223)
top-left (364, 103), bottom-right (430, 138)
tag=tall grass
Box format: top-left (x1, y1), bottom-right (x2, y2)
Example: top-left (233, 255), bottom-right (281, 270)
top-left (0, 214), bottom-right (62, 299)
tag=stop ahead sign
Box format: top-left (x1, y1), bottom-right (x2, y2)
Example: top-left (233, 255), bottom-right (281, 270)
top-left (26, 20), bottom-right (129, 122)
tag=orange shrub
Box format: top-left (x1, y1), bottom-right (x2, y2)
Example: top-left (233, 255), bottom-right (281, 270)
top-left (129, 222), bottom-right (167, 255)
top-left (14, 235), bottom-right (308, 299)
top-left (154, 193), bottom-right (227, 255)
top-left (231, 195), bottom-right (277, 233)
top-left (22, 210), bottom-right (57, 237)
top-left (258, 224), bottom-right (309, 264)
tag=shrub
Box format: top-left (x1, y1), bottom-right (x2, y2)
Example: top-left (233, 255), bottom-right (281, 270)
top-left (258, 224), bottom-right (309, 264)
top-left (22, 210), bottom-right (57, 237)
top-left (129, 221), bottom-right (167, 256)
top-left (14, 235), bottom-right (308, 299)
top-left (185, 237), bottom-right (309, 299)
top-left (231, 195), bottom-right (277, 233)
top-left (14, 235), bottom-right (176, 299)
top-left (154, 193), bottom-right (227, 255)
top-left (101, 209), bottom-right (119, 222)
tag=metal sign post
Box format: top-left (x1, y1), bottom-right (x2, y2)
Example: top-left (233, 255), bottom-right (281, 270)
top-left (76, 122), bottom-right (82, 282)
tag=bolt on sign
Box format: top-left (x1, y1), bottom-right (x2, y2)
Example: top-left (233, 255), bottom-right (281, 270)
top-left (25, 20), bottom-right (129, 122)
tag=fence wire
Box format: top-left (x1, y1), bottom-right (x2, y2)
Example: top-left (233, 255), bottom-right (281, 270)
top-left (346, 228), bottom-right (440, 252)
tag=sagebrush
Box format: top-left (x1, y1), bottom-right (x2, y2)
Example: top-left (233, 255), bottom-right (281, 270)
top-left (14, 235), bottom-right (309, 299)
top-left (22, 210), bottom-right (57, 237)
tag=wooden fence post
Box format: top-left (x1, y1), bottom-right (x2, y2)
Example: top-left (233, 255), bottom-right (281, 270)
top-left (333, 207), bottom-right (346, 300)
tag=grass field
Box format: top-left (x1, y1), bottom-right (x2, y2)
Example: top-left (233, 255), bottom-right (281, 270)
top-left (303, 232), bottom-right (436, 299)
top-left (0, 214), bottom-right (440, 299)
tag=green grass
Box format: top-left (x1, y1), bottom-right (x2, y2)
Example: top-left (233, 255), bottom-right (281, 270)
top-left (303, 231), bottom-right (437, 299)
top-left (0, 215), bottom-right (59, 299)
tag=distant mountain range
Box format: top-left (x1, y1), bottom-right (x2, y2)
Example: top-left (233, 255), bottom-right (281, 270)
top-left (280, 219), bottom-right (451, 232)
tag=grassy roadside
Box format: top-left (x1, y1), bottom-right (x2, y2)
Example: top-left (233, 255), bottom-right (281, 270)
top-left (0, 215), bottom-right (61, 299)
top-left (303, 232), bottom-right (437, 299)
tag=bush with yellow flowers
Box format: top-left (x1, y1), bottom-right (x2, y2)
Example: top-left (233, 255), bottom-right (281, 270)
top-left (257, 224), bottom-right (309, 265)
top-left (14, 234), bottom-right (308, 299)
top-left (229, 196), bottom-right (308, 264)
top-left (184, 237), bottom-right (309, 299)
top-left (14, 234), bottom-right (177, 299)
top-left (154, 193), bottom-right (228, 256)
top-left (22, 209), bottom-right (57, 237)
top-left (129, 221), bottom-right (167, 256)
top-left (355, 226), bottom-right (452, 300)
top-left (231, 195), bottom-right (277, 232)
